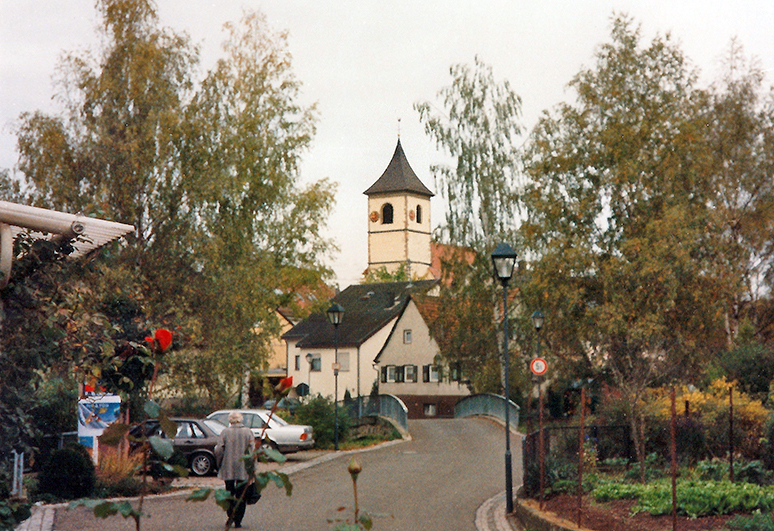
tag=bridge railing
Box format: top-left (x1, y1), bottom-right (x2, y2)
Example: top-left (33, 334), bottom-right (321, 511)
top-left (454, 393), bottom-right (520, 429)
top-left (342, 394), bottom-right (409, 434)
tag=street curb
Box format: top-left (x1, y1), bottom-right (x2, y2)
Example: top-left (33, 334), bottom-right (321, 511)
top-left (14, 436), bottom-right (411, 531)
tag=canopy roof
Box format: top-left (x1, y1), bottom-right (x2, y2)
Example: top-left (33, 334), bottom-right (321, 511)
top-left (0, 200), bottom-right (135, 287)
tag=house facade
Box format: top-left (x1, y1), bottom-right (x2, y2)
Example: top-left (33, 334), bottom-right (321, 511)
top-left (283, 280), bottom-right (439, 405)
top-left (374, 297), bottom-right (471, 418)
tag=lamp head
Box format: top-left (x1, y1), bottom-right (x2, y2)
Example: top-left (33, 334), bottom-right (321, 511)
top-left (491, 242), bottom-right (517, 284)
top-left (326, 302), bottom-right (344, 327)
top-left (531, 310), bottom-right (545, 331)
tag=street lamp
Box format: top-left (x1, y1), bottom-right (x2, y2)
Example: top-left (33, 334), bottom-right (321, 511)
top-left (327, 302), bottom-right (344, 451)
top-left (531, 309), bottom-right (545, 509)
top-left (491, 242), bottom-right (517, 513)
top-left (305, 353), bottom-right (314, 393)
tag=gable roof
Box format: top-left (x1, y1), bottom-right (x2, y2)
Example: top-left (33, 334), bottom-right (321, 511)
top-left (283, 279), bottom-right (438, 349)
top-left (362, 140), bottom-right (434, 198)
top-left (372, 294), bottom-right (440, 364)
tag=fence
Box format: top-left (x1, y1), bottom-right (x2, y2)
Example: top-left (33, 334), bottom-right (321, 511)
top-left (340, 394), bottom-right (409, 434)
top-left (454, 393), bottom-right (520, 428)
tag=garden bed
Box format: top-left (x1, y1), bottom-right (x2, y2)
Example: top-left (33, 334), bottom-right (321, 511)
top-left (536, 494), bottom-right (734, 531)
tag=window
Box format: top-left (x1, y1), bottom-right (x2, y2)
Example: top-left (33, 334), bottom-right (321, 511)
top-left (309, 353), bottom-right (321, 372)
top-left (416, 205), bottom-right (422, 223)
top-left (423, 365), bottom-right (441, 383)
top-left (382, 203), bottom-right (394, 224)
top-left (405, 365), bottom-right (418, 383)
top-left (294, 355), bottom-right (300, 371)
top-left (395, 365), bottom-right (405, 383)
top-left (451, 362), bottom-right (462, 382)
top-left (403, 329), bottom-right (412, 344)
top-left (381, 365), bottom-right (396, 383)
top-left (424, 403), bottom-right (437, 417)
top-left (338, 352), bottom-right (350, 372)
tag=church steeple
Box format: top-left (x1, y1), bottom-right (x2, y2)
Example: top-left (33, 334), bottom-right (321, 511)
top-left (364, 140), bottom-right (433, 278)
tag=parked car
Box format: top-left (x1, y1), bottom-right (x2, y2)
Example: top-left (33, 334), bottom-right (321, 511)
top-left (129, 417), bottom-right (223, 476)
top-left (206, 409), bottom-right (314, 453)
top-left (261, 397), bottom-right (301, 413)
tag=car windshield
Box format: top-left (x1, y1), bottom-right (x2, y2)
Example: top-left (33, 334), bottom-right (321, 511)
top-left (265, 413), bottom-right (288, 427)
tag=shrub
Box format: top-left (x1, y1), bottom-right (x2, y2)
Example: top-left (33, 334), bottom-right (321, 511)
top-left (94, 448), bottom-right (144, 497)
top-left (726, 511), bottom-right (774, 531)
top-left (37, 444), bottom-right (96, 500)
top-left (293, 395), bottom-right (349, 449)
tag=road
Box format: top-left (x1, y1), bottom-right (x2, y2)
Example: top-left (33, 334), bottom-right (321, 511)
top-left (52, 417), bottom-right (522, 531)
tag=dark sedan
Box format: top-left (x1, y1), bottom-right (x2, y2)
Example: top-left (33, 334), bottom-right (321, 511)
top-left (131, 418), bottom-right (223, 476)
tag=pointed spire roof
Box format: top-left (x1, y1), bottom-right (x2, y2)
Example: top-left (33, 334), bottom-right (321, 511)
top-left (363, 139), bottom-right (434, 197)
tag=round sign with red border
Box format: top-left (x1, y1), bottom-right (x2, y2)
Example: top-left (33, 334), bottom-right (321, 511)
top-left (530, 357), bottom-right (548, 376)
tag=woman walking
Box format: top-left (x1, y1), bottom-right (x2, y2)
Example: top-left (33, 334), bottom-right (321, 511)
top-left (215, 411), bottom-right (255, 528)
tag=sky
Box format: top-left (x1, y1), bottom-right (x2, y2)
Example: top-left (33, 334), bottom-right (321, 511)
top-left (2, 1), bottom-right (773, 287)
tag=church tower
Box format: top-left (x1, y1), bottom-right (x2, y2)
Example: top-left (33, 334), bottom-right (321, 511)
top-left (364, 139), bottom-right (434, 278)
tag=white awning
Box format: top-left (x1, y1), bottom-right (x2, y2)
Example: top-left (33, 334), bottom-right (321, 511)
top-left (0, 200), bottom-right (135, 287)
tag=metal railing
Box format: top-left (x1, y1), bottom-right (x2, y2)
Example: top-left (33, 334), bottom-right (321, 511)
top-left (454, 393), bottom-right (520, 429)
top-left (11, 450), bottom-right (24, 497)
top-left (341, 394), bottom-right (409, 433)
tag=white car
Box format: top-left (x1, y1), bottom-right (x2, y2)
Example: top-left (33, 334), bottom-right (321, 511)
top-left (206, 409), bottom-right (315, 453)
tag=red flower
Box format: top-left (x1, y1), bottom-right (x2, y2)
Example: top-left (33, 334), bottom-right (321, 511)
top-left (145, 328), bottom-right (173, 353)
top-left (154, 329), bottom-right (173, 352)
top-left (277, 376), bottom-right (293, 392)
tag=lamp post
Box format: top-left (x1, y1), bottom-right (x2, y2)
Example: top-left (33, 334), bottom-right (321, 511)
top-left (327, 303), bottom-right (344, 451)
top-left (531, 309), bottom-right (545, 509)
top-left (305, 353), bottom-right (314, 394)
top-left (491, 242), bottom-right (517, 513)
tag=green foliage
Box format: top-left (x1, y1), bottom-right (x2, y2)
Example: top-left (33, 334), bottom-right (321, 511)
top-left (725, 511), bottom-right (774, 531)
top-left (293, 395), bottom-right (349, 449)
top-left (591, 477), bottom-right (774, 518)
top-left (0, 498), bottom-right (32, 531)
top-left (5, 0), bottom-right (337, 401)
top-left (38, 445), bottom-right (96, 500)
top-left (362, 264), bottom-right (409, 283)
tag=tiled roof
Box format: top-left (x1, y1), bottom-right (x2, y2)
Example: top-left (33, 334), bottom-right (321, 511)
top-left (363, 140), bottom-right (434, 198)
top-left (283, 280), bottom-right (438, 349)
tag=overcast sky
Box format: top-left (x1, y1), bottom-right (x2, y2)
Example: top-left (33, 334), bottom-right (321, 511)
top-left (2, 1), bottom-right (773, 287)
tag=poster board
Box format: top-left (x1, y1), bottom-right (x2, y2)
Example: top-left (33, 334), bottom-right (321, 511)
top-left (77, 394), bottom-right (121, 464)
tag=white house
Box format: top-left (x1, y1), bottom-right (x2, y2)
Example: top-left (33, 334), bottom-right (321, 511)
top-left (283, 280), bottom-right (438, 406)
top-left (374, 295), bottom-right (471, 418)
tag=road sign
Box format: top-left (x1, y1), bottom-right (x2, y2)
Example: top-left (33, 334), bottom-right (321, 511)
top-left (530, 357), bottom-right (548, 376)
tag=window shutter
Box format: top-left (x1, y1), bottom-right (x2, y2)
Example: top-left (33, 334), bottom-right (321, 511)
top-left (423, 365), bottom-right (430, 383)
top-left (381, 366), bottom-right (387, 383)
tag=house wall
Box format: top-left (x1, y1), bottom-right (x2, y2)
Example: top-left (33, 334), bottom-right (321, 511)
top-left (377, 302), bottom-right (470, 418)
top-left (286, 316), bottom-right (398, 401)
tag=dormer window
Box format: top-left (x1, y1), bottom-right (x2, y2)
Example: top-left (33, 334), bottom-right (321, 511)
top-left (416, 205), bottom-right (422, 223)
top-left (382, 203), bottom-right (394, 224)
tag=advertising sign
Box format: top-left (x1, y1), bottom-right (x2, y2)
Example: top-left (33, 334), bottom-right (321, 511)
top-left (77, 394), bottom-right (121, 464)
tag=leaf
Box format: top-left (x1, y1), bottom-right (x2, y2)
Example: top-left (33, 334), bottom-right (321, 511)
top-left (144, 400), bottom-right (161, 419)
top-left (214, 488), bottom-right (234, 512)
top-left (260, 446), bottom-right (286, 464)
top-left (158, 410), bottom-right (177, 438)
top-left (186, 488), bottom-right (213, 502)
top-left (98, 422), bottom-right (130, 446)
top-left (148, 435), bottom-right (174, 460)
top-left (360, 513), bottom-right (373, 530)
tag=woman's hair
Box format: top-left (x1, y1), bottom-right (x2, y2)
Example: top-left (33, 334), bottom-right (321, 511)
top-left (228, 411), bottom-right (244, 424)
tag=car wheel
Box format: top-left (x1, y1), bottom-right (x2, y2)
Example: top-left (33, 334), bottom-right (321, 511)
top-left (190, 452), bottom-right (214, 476)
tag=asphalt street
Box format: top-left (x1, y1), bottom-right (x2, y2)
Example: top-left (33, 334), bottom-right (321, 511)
top-left (50, 417), bottom-right (522, 531)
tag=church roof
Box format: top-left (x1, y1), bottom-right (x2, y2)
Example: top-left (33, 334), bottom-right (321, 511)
top-left (363, 140), bottom-right (434, 198)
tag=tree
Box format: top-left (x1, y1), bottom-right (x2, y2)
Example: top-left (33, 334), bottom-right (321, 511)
top-left (415, 59), bottom-right (525, 395)
top-left (519, 15), bottom-right (752, 468)
top-left (5, 0), bottom-right (336, 401)
top-left (415, 56), bottom-right (523, 248)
